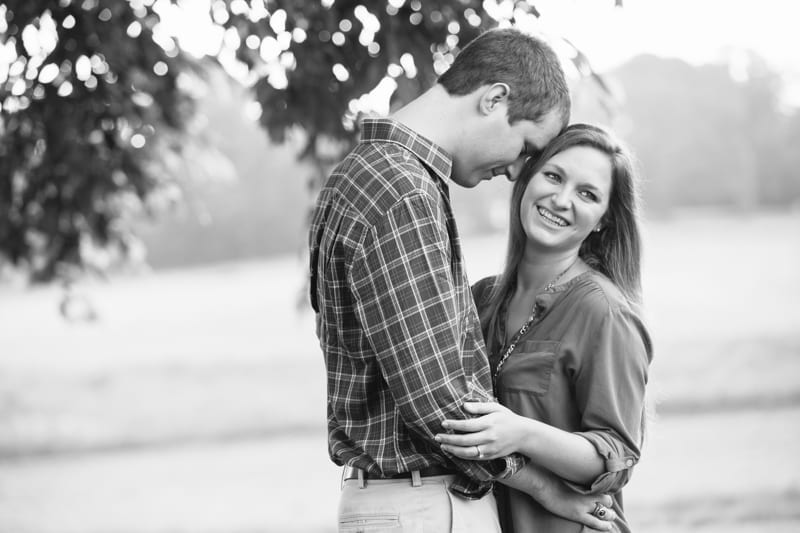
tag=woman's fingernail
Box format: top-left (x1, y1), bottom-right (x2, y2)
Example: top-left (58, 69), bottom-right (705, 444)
top-left (434, 435), bottom-right (442, 442)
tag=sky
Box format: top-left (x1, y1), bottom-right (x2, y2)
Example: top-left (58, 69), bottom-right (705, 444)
top-left (532, 0), bottom-right (800, 107)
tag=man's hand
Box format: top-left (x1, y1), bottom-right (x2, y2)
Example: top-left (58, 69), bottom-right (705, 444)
top-left (501, 463), bottom-right (617, 531)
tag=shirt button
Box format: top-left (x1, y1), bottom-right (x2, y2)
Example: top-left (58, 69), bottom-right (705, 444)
top-left (626, 459), bottom-right (634, 467)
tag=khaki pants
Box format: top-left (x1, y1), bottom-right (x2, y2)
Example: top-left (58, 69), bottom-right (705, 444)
top-left (338, 472), bottom-right (501, 533)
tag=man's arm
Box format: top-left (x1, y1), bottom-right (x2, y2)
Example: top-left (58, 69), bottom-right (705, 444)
top-left (501, 463), bottom-right (616, 531)
top-left (350, 192), bottom-right (519, 482)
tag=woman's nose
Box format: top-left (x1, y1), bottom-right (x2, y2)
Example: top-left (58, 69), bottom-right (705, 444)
top-left (550, 188), bottom-right (571, 208)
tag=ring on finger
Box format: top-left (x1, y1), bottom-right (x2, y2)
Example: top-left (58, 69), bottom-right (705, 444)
top-left (592, 502), bottom-right (609, 519)
top-left (475, 445), bottom-right (483, 459)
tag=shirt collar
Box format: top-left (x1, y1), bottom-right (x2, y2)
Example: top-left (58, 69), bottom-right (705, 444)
top-left (359, 118), bottom-right (453, 184)
top-left (496, 271), bottom-right (595, 349)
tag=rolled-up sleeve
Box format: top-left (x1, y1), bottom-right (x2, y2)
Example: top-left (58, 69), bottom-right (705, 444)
top-left (350, 192), bottom-right (524, 491)
top-left (571, 305), bottom-right (652, 495)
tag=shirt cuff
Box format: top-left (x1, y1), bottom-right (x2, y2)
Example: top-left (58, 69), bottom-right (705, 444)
top-left (497, 452), bottom-right (528, 480)
top-left (568, 431), bottom-right (638, 494)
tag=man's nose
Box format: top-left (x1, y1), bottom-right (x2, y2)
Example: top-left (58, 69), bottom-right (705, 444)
top-left (491, 166), bottom-right (508, 178)
top-left (490, 165), bottom-right (518, 182)
top-left (499, 157), bottom-right (530, 182)
top-left (506, 159), bottom-right (527, 182)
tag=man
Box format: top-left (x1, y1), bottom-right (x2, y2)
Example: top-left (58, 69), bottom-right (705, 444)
top-left (309, 28), bottom-right (615, 532)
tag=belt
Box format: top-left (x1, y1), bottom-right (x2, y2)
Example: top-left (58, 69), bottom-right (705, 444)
top-left (342, 464), bottom-right (453, 482)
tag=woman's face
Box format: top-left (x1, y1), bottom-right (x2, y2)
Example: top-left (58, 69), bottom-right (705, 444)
top-left (519, 145), bottom-right (613, 253)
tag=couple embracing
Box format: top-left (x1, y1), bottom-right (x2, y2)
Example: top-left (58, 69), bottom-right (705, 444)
top-left (309, 27), bottom-right (652, 533)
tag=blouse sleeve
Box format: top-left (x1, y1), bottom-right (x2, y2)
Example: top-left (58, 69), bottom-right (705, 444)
top-left (570, 303), bottom-right (653, 495)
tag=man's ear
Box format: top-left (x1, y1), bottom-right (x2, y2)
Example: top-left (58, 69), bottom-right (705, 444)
top-left (478, 83), bottom-right (510, 115)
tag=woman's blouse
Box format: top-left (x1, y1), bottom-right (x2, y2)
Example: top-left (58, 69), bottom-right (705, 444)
top-left (472, 271), bottom-right (653, 533)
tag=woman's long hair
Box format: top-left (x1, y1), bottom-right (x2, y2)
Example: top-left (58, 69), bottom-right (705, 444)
top-left (479, 123), bottom-right (644, 355)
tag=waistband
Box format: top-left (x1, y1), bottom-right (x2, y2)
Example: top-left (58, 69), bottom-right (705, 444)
top-left (342, 465), bottom-right (454, 489)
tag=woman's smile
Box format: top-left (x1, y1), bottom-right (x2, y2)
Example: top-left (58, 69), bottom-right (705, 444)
top-left (537, 205), bottom-right (570, 227)
top-left (520, 146), bottom-right (613, 252)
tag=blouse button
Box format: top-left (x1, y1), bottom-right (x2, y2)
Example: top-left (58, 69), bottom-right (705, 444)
top-left (626, 459), bottom-right (634, 467)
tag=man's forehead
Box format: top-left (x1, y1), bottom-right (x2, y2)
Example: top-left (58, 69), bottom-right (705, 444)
top-left (525, 112), bottom-right (563, 148)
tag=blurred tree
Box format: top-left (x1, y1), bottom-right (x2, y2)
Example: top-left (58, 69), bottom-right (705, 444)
top-left (211, 0), bottom-right (553, 196)
top-left (0, 0), bottom-right (196, 283)
top-left (771, 109), bottom-right (800, 205)
top-left (137, 68), bottom-right (311, 268)
top-left (612, 55), bottom-right (755, 210)
top-left (1, 0), bottom-right (615, 284)
top-left (610, 53), bottom-right (800, 212)
top-left (738, 52), bottom-right (800, 205)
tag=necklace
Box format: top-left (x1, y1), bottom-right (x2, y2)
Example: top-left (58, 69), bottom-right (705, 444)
top-left (492, 258), bottom-right (578, 387)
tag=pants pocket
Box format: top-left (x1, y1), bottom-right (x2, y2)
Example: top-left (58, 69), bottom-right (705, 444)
top-left (339, 513), bottom-right (401, 532)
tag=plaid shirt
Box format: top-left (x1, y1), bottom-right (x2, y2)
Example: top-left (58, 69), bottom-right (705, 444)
top-left (308, 118), bottom-right (525, 498)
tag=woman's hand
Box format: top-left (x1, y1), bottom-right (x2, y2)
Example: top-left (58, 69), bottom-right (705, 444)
top-left (435, 401), bottom-right (531, 460)
top-left (503, 463), bottom-right (619, 531)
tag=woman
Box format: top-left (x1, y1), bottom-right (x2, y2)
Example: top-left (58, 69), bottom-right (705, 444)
top-left (435, 124), bottom-right (653, 532)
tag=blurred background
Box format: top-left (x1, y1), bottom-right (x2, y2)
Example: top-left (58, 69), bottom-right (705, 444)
top-left (1, 1), bottom-right (799, 532)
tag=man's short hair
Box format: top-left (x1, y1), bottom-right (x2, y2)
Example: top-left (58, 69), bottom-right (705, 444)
top-left (438, 28), bottom-right (570, 128)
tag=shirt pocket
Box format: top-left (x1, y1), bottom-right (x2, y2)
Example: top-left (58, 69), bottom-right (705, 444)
top-left (499, 340), bottom-right (561, 395)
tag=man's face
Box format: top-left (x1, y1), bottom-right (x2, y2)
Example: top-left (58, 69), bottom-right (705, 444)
top-left (450, 107), bottom-right (563, 189)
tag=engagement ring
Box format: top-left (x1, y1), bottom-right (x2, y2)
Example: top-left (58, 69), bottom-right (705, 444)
top-left (592, 502), bottom-right (609, 519)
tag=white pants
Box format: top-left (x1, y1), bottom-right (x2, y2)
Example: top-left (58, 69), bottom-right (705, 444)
top-left (338, 473), bottom-right (501, 533)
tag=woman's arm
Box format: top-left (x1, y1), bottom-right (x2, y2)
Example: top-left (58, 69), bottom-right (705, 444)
top-left (436, 401), bottom-right (604, 485)
top-left (501, 462), bottom-right (617, 530)
top-left (437, 304), bottom-right (652, 492)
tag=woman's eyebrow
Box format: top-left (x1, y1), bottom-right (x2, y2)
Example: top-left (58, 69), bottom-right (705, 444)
top-left (543, 162), bottom-right (566, 174)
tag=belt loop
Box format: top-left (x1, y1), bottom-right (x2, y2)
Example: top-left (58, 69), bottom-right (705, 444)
top-left (411, 470), bottom-right (422, 487)
top-left (357, 467), bottom-right (366, 489)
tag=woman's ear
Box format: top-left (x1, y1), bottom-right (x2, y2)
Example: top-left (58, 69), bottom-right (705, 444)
top-left (478, 83), bottom-right (510, 115)
top-left (595, 212), bottom-right (613, 233)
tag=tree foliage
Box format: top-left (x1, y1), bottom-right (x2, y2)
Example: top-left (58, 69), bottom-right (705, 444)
top-left (215, 1), bottom-right (535, 155)
top-left (1, 0), bottom-right (600, 283)
top-left (0, 0), bottom-right (194, 282)
top-left (612, 52), bottom-right (800, 209)
top-left (208, 0), bottom-right (564, 207)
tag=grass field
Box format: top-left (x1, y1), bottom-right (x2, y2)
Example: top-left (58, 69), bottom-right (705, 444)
top-left (0, 209), bottom-right (798, 532)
